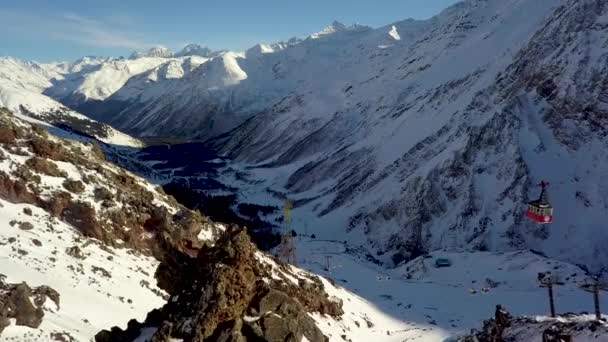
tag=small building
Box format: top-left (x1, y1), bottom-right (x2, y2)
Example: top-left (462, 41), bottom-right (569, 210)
top-left (435, 258), bottom-right (452, 268)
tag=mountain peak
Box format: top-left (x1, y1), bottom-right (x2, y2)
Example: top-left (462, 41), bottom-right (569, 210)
top-left (329, 20), bottom-right (347, 31)
top-left (129, 47), bottom-right (174, 59)
top-left (175, 44), bottom-right (216, 57)
top-left (310, 20), bottom-right (370, 39)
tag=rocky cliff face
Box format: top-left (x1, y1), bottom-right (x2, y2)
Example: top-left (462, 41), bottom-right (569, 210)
top-left (96, 226), bottom-right (343, 342)
top-left (0, 107), bottom-right (218, 258)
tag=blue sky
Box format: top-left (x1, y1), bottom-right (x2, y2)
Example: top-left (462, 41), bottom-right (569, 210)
top-left (0, 0), bottom-right (459, 62)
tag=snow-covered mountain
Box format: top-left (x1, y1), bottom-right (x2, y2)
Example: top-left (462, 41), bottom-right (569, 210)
top-left (0, 104), bottom-right (607, 342)
top-left (129, 47), bottom-right (174, 59)
top-left (175, 43), bottom-right (224, 58)
top-left (1, 0), bottom-right (608, 275)
top-left (200, 0), bottom-right (608, 272)
top-left (0, 57), bottom-right (142, 147)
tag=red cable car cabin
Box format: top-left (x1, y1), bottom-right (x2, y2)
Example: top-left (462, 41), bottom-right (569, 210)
top-left (526, 181), bottom-right (553, 224)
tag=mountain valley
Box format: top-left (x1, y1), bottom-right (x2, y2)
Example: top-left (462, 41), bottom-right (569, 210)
top-left (1, 0), bottom-right (608, 340)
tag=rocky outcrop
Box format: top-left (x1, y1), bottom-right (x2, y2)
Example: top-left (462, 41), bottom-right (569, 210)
top-left (95, 227), bottom-right (342, 342)
top-left (0, 274), bottom-right (60, 335)
top-left (462, 305), bottom-right (512, 342)
top-left (460, 305), bottom-right (608, 342)
top-left (0, 107), bottom-right (217, 260)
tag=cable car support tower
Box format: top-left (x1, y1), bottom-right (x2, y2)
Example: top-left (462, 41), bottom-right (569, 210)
top-left (279, 199), bottom-right (297, 265)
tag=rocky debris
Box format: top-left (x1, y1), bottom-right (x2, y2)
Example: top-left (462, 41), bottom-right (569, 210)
top-left (93, 187), bottom-right (113, 201)
top-left (0, 274), bottom-right (60, 335)
top-left (0, 171), bottom-right (38, 205)
top-left (42, 191), bottom-right (73, 217)
top-left (542, 326), bottom-right (573, 342)
top-left (96, 227), bottom-right (342, 342)
top-left (0, 110), bottom-right (24, 145)
top-left (62, 201), bottom-right (102, 239)
top-left (18, 221), bottom-right (34, 230)
top-left (62, 179), bottom-right (86, 194)
top-left (91, 265), bottom-right (111, 278)
top-left (65, 245), bottom-right (86, 259)
top-left (28, 136), bottom-right (69, 161)
top-left (50, 331), bottom-right (78, 342)
top-left (460, 305), bottom-right (608, 342)
top-left (11, 165), bottom-right (42, 187)
top-left (22, 207), bottom-right (32, 215)
top-left (0, 126), bottom-right (17, 145)
top-left (25, 157), bottom-right (68, 177)
top-left (470, 305), bottom-right (512, 342)
top-left (0, 108), bottom-right (219, 261)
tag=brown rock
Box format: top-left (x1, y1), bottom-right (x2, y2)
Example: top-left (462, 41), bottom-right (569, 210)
top-left (29, 137), bottom-right (68, 161)
top-left (93, 187), bottom-right (113, 202)
top-left (19, 221), bottom-right (34, 231)
top-left (41, 191), bottom-right (72, 217)
top-left (62, 201), bottom-right (102, 240)
top-left (97, 227), bottom-right (335, 342)
top-left (65, 246), bottom-right (85, 259)
top-left (0, 282), bottom-right (45, 331)
top-left (63, 180), bottom-right (86, 194)
top-left (0, 126), bottom-right (17, 145)
top-left (150, 321), bottom-right (173, 342)
top-left (0, 171), bottom-right (38, 204)
top-left (25, 157), bottom-right (67, 177)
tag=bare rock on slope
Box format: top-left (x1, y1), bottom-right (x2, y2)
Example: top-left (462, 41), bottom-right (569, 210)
top-left (0, 274), bottom-right (60, 335)
top-left (95, 226), bottom-right (342, 342)
top-left (0, 107), bottom-right (216, 259)
top-left (460, 305), bottom-right (608, 342)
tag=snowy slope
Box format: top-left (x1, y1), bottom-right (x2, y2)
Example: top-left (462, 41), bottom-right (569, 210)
top-left (196, 0), bottom-right (608, 272)
top-left (1, 0), bottom-right (607, 316)
top-left (0, 57), bottom-right (143, 147)
top-left (4, 115), bottom-right (599, 342)
top-left (0, 199), bottom-right (166, 342)
top-left (115, 234), bottom-right (608, 342)
top-left (98, 52), bottom-right (252, 138)
top-left (44, 57), bottom-right (174, 103)
top-left (292, 237), bottom-right (608, 340)
top-left (25, 0), bottom-right (602, 277)
top-left (0, 109), bottom-right (220, 341)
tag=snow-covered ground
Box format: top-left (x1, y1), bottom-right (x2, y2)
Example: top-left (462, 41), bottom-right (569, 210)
top-left (0, 199), bottom-right (166, 342)
top-left (295, 241), bottom-right (607, 341)
top-left (245, 240), bottom-right (607, 342)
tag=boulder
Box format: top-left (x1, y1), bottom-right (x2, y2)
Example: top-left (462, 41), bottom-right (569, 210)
top-left (0, 276), bottom-right (60, 336)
